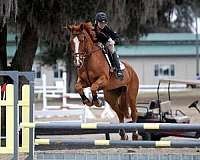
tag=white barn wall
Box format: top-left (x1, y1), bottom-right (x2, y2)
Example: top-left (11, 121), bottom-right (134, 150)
top-left (32, 56), bottom-right (197, 87)
top-left (33, 60), bottom-right (65, 87)
top-left (120, 56), bottom-right (196, 85)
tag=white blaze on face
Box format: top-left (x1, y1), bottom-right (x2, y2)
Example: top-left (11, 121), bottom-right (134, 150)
top-left (73, 36), bottom-right (80, 66)
top-left (73, 36), bottom-right (80, 53)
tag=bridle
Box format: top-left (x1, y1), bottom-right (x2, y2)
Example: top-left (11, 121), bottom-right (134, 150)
top-left (70, 31), bottom-right (89, 68)
top-left (69, 25), bottom-right (105, 86)
top-left (71, 30), bottom-right (100, 68)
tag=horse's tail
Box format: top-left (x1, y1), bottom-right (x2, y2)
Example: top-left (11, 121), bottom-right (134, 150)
top-left (119, 86), bottom-right (130, 118)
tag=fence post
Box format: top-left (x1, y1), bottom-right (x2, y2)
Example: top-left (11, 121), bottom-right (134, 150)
top-left (19, 71), bottom-right (35, 160)
top-left (20, 85), bottom-right (30, 153)
top-left (0, 84), bottom-right (14, 154)
top-left (42, 74), bottom-right (47, 110)
top-left (0, 71), bottom-right (34, 160)
top-left (0, 71), bottom-right (19, 160)
top-left (62, 72), bottom-right (67, 106)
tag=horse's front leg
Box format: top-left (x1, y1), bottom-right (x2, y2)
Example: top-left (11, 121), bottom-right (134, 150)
top-left (91, 76), bottom-right (108, 107)
top-left (75, 78), bottom-right (93, 106)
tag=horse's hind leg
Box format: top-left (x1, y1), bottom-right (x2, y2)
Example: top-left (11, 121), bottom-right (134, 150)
top-left (128, 79), bottom-right (139, 140)
top-left (129, 97), bottom-right (138, 140)
top-left (104, 91), bottom-right (128, 140)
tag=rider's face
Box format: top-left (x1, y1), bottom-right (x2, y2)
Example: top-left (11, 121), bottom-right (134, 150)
top-left (97, 21), bottom-right (107, 29)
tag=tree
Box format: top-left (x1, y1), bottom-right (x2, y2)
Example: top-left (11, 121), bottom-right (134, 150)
top-left (1, 0), bottom-right (200, 72)
top-left (10, 0), bottom-right (66, 72)
top-left (0, 0), bottom-right (17, 70)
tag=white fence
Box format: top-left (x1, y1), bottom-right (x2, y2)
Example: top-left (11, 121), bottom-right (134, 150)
top-left (34, 73), bottom-right (115, 121)
top-left (33, 73), bottom-right (188, 121)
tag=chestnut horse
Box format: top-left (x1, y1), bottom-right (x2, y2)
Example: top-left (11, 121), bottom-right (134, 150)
top-left (67, 22), bottom-right (139, 140)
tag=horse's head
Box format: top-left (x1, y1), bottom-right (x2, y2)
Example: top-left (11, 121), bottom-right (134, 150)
top-left (67, 22), bottom-right (96, 68)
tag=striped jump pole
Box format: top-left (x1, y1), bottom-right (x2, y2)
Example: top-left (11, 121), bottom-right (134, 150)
top-left (35, 139), bottom-right (200, 148)
top-left (21, 122), bottom-right (200, 131)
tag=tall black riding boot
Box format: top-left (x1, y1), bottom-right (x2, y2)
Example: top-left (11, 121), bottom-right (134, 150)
top-left (107, 50), bottom-right (115, 69)
top-left (103, 47), bottom-right (115, 69)
top-left (112, 52), bottom-right (124, 80)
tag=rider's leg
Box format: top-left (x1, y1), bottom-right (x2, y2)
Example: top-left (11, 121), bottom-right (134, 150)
top-left (107, 42), bottom-right (124, 80)
top-left (101, 45), bottom-right (114, 68)
top-left (98, 42), bottom-right (115, 69)
top-left (106, 48), bottom-right (115, 68)
top-left (112, 52), bottom-right (124, 80)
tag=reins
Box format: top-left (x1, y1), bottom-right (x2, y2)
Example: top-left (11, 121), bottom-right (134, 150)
top-left (72, 29), bottom-right (101, 86)
top-left (73, 30), bottom-right (101, 67)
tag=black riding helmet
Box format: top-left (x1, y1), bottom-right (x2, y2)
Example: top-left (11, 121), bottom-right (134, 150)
top-left (95, 12), bottom-right (108, 23)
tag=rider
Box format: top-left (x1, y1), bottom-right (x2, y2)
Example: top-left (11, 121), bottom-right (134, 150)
top-left (94, 12), bottom-right (124, 80)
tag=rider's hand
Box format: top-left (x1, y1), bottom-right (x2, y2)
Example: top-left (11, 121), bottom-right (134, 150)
top-left (114, 38), bottom-right (121, 45)
top-left (108, 38), bottom-right (115, 45)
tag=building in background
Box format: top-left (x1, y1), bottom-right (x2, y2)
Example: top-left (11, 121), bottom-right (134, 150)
top-left (118, 33), bottom-right (200, 85)
top-left (6, 33), bottom-right (66, 87)
top-left (6, 33), bottom-right (200, 87)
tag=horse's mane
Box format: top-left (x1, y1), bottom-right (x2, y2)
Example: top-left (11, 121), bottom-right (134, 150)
top-left (68, 22), bottom-right (96, 42)
top-left (80, 22), bottom-right (96, 42)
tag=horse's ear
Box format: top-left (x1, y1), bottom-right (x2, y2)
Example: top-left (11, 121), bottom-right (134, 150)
top-left (85, 20), bottom-right (91, 23)
top-left (80, 23), bottom-right (84, 31)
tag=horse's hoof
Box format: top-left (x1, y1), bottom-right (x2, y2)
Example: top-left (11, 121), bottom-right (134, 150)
top-left (121, 135), bottom-right (128, 140)
top-left (132, 134), bottom-right (138, 140)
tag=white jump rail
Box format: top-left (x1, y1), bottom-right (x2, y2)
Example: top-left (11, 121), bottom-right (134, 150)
top-left (35, 73), bottom-right (114, 121)
top-left (35, 73), bottom-right (191, 120)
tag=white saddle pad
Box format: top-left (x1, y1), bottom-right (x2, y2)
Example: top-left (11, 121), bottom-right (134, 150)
top-left (120, 61), bottom-right (125, 70)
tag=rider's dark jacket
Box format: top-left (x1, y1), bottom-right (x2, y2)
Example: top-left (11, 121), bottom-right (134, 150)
top-left (94, 24), bottom-right (120, 45)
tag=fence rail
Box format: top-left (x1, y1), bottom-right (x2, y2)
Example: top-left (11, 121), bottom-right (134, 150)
top-left (21, 122), bottom-right (200, 131)
top-left (35, 139), bottom-right (200, 148)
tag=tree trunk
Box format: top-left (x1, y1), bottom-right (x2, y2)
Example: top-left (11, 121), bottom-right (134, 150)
top-left (11, 22), bottom-right (38, 71)
top-left (66, 44), bottom-right (73, 92)
top-left (0, 23), bottom-right (7, 71)
top-left (11, 22), bottom-right (38, 97)
top-left (0, 22), bottom-right (7, 146)
top-left (66, 44), bottom-right (77, 92)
